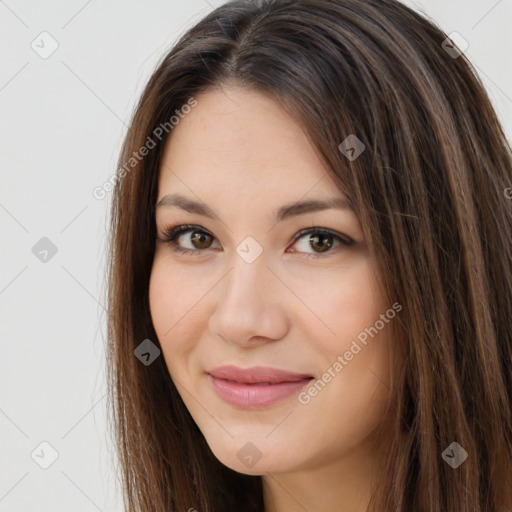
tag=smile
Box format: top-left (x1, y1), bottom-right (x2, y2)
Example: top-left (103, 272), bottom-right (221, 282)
top-left (207, 365), bottom-right (314, 409)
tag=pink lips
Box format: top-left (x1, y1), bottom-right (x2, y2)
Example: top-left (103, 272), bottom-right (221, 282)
top-left (208, 365), bottom-right (314, 409)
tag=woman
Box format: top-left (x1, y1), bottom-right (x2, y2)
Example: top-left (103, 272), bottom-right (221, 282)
top-left (106, 0), bottom-right (512, 510)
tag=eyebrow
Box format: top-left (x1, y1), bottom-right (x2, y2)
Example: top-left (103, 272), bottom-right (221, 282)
top-left (156, 193), bottom-right (353, 222)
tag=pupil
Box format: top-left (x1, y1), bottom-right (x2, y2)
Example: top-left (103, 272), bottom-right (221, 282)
top-left (188, 232), bottom-right (334, 252)
top-left (192, 232), bottom-right (211, 248)
top-left (312, 234), bottom-right (332, 253)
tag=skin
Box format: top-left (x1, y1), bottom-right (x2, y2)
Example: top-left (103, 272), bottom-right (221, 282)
top-left (149, 85), bottom-right (394, 512)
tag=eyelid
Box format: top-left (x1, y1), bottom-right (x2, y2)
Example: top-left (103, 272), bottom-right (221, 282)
top-left (156, 223), bottom-right (219, 251)
top-left (291, 227), bottom-right (354, 247)
top-left (156, 223), bottom-right (354, 257)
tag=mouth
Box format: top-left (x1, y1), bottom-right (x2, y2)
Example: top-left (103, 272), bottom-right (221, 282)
top-left (207, 365), bottom-right (314, 409)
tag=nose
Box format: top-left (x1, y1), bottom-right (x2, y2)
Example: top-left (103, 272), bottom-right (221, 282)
top-left (208, 248), bottom-right (290, 348)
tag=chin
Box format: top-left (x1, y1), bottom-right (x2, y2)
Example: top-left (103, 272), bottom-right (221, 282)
top-left (205, 435), bottom-right (301, 476)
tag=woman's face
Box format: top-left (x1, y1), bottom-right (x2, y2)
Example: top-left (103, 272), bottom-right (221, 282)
top-left (149, 85), bottom-right (394, 476)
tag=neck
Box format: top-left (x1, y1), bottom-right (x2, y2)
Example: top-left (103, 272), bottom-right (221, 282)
top-left (262, 428), bottom-right (385, 512)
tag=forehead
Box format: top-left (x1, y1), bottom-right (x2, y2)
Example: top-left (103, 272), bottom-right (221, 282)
top-left (157, 85), bottom-right (341, 199)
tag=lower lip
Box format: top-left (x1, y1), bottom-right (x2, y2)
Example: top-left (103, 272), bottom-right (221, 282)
top-left (208, 374), bottom-right (313, 409)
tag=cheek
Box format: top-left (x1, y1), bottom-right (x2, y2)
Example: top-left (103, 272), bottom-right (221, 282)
top-left (148, 257), bottom-right (209, 370)
top-left (298, 331), bottom-right (392, 460)
top-left (149, 254), bottom-right (211, 330)
top-left (294, 260), bottom-right (391, 436)
top-left (289, 256), bottom-right (383, 343)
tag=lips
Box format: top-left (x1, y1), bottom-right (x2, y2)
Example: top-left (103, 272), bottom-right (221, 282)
top-left (207, 365), bottom-right (314, 409)
top-left (208, 365), bottom-right (313, 384)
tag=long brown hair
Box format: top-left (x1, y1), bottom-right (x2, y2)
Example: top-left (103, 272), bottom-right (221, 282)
top-left (105, 0), bottom-right (512, 510)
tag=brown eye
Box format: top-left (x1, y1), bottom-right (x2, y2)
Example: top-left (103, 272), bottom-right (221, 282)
top-left (159, 224), bottom-right (353, 259)
top-left (189, 231), bottom-right (213, 249)
top-left (290, 228), bottom-right (354, 258)
top-left (308, 233), bottom-right (334, 253)
top-left (158, 225), bottom-right (220, 256)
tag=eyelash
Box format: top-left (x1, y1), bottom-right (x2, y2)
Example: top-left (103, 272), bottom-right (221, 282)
top-left (156, 224), bottom-right (355, 260)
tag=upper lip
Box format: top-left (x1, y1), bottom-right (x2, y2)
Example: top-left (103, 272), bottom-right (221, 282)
top-left (208, 365), bottom-right (313, 384)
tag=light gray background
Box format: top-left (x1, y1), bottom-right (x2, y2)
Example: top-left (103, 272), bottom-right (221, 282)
top-left (1, 1), bottom-right (511, 510)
